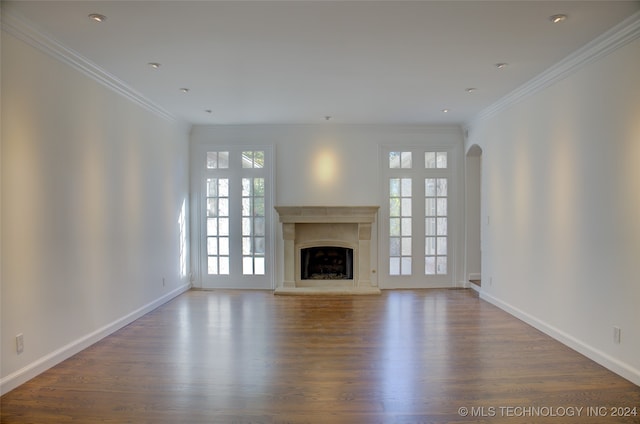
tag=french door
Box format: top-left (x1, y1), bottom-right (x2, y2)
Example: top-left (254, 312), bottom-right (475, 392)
top-left (380, 147), bottom-right (455, 288)
top-left (197, 146), bottom-right (274, 289)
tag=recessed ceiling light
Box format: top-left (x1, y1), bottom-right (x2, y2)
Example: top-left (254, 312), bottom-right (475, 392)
top-left (549, 14), bottom-right (568, 24)
top-left (442, 109), bottom-right (449, 113)
top-left (180, 88), bottom-right (190, 93)
top-left (148, 62), bottom-right (161, 69)
top-left (205, 109), bottom-right (213, 114)
top-left (465, 88), bottom-right (478, 94)
top-left (88, 13), bottom-right (107, 23)
top-left (324, 116), bottom-right (332, 121)
top-left (495, 63), bottom-right (509, 69)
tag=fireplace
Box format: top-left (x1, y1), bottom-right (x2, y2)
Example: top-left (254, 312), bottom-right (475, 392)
top-left (274, 206), bottom-right (380, 295)
top-left (301, 246), bottom-right (353, 280)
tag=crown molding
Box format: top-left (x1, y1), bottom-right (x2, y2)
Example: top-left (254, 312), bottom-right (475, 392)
top-left (1, 8), bottom-right (178, 123)
top-left (467, 10), bottom-right (640, 130)
top-left (190, 123), bottom-right (464, 136)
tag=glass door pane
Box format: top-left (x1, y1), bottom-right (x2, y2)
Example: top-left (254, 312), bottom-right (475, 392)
top-left (389, 177), bottom-right (412, 275)
top-left (425, 178), bottom-right (448, 275)
top-left (206, 178), bottom-right (230, 275)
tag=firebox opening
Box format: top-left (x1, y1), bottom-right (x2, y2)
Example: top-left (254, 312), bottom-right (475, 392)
top-left (301, 246), bottom-right (354, 280)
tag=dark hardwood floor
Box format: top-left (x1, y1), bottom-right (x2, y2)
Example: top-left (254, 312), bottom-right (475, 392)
top-left (2, 289), bottom-right (639, 423)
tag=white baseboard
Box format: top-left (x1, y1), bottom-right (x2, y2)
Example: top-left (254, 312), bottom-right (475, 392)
top-left (0, 283), bottom-right (191, 396)
top-left (468, 273), bottom-right (481, 281)
top-left (480, 291), bottom-right (640, 387)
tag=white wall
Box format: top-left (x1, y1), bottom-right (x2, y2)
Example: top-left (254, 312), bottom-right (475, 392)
top-left (467, 36), bottom-right (640, 385)
top-left (1, 31), bottom-right (191, 393)
top-left (190, 125), bottom-right (465, 288)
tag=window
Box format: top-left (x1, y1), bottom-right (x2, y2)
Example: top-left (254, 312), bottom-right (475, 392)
top-left (425, 151), bottom-right (447, 169)
top-left (242, 150), bottom-right (264, 168)
top-left (390, 151), bottom-right (413, 169)
top-left (207, 151), bottom-right (229, 169)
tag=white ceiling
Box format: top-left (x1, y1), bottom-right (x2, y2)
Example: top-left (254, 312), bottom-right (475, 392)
top-left (4, 1), bottom-right (640, 125)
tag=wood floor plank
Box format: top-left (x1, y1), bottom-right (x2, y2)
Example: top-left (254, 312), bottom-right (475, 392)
top-left (2, 289), bottom-right (639, 423)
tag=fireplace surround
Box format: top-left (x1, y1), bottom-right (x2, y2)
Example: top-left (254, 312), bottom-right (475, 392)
top-left (274, 206), bottom-right (380, 295)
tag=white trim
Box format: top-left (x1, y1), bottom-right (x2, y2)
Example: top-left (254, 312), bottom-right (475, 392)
top-left (1, 8), bottom-right (178, 123)
top-left (480, 291), bottom-right (640, 387)
top-left (468, 10), bottom-right (640, 128)
top-left (267, 145), bottom-right (277, 290)
top-left (0, 284), bottom-right (191, 396)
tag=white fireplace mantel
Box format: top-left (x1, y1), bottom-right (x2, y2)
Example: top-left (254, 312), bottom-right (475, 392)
top-left (275, 206), bottom-right (379, 224)
top-left (274, 206), bottom-right (381, 295)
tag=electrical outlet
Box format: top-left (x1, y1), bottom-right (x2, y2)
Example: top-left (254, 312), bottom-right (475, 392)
top-left (16, 334), bottom-right (24, 354)
top-left (613, 326), bottom-right (621, 344)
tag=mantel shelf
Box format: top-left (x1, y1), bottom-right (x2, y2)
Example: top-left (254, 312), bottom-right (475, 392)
top-left (274, 206), bottom-right (379, 224)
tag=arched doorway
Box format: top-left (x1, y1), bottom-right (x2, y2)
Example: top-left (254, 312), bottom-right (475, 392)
top-left (465, 144), bottom-right (482, 287)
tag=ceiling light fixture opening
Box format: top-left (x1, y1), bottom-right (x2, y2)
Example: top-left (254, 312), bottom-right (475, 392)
top-left (180, 88), bottom-right (190, 93)
top-left (88, 13), bottom-right (107, 23)
top-left (495, 63), bottom-right (509, 69)
top-left (442, 109), bottom-right (449, 113)
top-left (550, 14), bottom-right (568, 24)
top-left (148, 62), bottom-right (161, 69)
top-left (465, 88), bottom-right (478, 94)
